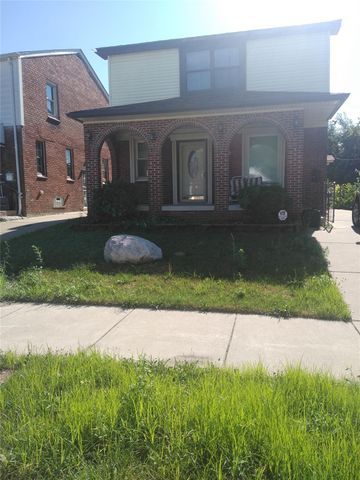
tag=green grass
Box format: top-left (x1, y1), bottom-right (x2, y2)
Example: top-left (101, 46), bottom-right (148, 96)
top-left (0, 222), bottom-right (350, 319)
top-left (0, 352), bottom-right (359, 479)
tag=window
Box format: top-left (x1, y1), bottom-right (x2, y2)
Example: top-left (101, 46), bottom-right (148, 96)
top-left (36, 141), bottom-right (47, 177)
top-left (65, 148), bottom-right (74, 180)
top-left (243, 127), bottom-right (285, 186)
top-left (46, 82), bottom-right (59, 118)
top-left (185, 47), bottom-right (241, 92)
top-left (134, 140), bottom-right (148, 181)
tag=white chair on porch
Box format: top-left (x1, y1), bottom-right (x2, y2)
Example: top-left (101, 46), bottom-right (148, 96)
top-left (230, 176), bottom-right (263, 201)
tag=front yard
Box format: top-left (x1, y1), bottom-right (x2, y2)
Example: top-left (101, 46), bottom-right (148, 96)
top-left (0, 353), bottom-right (359, 480)
top-left (0, 222), bottom-right (350, 319)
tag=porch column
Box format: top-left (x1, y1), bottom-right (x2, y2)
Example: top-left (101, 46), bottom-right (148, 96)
top-left (148, 142), bottom-right (162, 213)
top-left (84, 125), bottom-right (102, 216)
top-left (285, 112), bottom-right (304, 218)
top-left (214, 141), bottom-right (230, 212)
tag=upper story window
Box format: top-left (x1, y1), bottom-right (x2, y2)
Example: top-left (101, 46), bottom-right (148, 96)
top-left (65, 148), bottom-right (74, 180)
top-left (36, 141), bottom-right (47, 177)
top-left (46, 82), bottom-right (59, 118)
top-left (185, 47), bottom-right (241, 92)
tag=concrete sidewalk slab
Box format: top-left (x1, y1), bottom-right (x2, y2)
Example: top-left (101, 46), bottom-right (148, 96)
top-left (226, 315), bottom-right (360, 378)
top-left (0, 302), bottom-right (131, 353)
top-left (95, 309), bottom-right (236, 365)
top-left (0, 211), bottom-right (85, 241)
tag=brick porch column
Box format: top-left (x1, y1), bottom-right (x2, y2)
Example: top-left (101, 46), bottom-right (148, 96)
top-left (84, 125), bottom-right (101, 216)
top-left (285, 112), bottom-right (304, 218)
top-left (214, 142), bottom-right (230, 212)
top-left (148, 142), bottom-right (162, 213)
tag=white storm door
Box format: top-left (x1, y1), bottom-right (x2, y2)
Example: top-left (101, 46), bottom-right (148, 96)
top-left (178, 140), bottom-right (207, 202)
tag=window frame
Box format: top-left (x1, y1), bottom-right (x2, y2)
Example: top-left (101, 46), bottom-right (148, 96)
top-left (65, 148), bottom-right (75, 181)
top-left (181, 42), bottom-right (245, 94)
top-left (46, 81), bottom-right (59, 119)
top-left (130, 138), bottom-right (148, 182)
top-left (242, 126), bottom-right (285, 187)
top-left (36, 140), bottom-right (47, 178)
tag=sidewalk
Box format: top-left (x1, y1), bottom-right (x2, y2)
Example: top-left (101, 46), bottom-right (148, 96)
top-left (0, 211), bottom-right (86, 241)
top-left (314, 209), bottom-right (360, 321)
top-left (1, 302), bottom-right (359, 378)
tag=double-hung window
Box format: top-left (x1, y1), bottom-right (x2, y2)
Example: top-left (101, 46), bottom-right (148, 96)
top-left (134, 140), bottom-right (148, 181)
top-left (36, 141), bottom-right (47, 177)
top-left (46, 82), bottom-right (59, 118)
top-left (185, 47), bottom-right (241, 92)
top-left (65, 148), bottom-right (74, 180)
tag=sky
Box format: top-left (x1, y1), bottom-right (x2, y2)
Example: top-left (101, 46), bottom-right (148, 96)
top-left (1, 0), bottom-right (359, 119)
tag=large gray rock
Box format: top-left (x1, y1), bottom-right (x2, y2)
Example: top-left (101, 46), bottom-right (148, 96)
top-left (104, 235), bottom-right (162, 265)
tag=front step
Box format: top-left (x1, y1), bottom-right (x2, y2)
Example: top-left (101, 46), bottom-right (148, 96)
top-left (0, 210), bottom-right (17, 216)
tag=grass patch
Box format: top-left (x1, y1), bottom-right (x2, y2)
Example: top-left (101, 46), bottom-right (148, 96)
top-left (0, 352), bottom-right (359, 479)
top-left (0, 222), bottom-right (350, 319)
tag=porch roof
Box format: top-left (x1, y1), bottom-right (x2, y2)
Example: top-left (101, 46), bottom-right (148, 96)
top-left (68, 91), bottom-right (349, 122)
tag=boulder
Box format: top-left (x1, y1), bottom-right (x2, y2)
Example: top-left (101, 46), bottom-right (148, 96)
top-left (104, 234), bottom-right (162, 265)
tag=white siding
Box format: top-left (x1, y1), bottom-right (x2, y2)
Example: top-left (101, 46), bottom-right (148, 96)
top-left (246, 33), bottom-right (330, 92)
top-left (0, 58), bottom-right (23, 126)
top-left (109, 49), bottom-right (180, 106)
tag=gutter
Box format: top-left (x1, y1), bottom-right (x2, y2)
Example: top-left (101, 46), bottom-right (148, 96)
top-left (9, 57), bottom-right (23, 216)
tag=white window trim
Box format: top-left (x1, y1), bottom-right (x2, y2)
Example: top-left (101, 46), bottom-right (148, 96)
top-left (130, 138), bottom-right (148, 183)
top-left (46, 81), bottom-right (59, 119)
top-left (242, 126), bottom-right (285, 187)
top-left (170, 132), bottom-right (213, 205)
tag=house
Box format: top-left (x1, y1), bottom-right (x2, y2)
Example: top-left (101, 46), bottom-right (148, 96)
top-left (69, 20), bottom-right (349, 223)
top-left (0, 50), bottom-right (109, 216)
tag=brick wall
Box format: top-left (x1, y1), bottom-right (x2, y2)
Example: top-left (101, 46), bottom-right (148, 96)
top-left (21, 54), bottom-right (108, 215)
top-left (303, 127), bottom-right (327, 213)
top-left (84, 109), bottom-right (306, 221)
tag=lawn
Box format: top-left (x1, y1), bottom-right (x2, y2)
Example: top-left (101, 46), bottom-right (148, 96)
top-left (0, 352), bottom-right (359, 480)
top-left (0, 222), bottom-right (350, 319)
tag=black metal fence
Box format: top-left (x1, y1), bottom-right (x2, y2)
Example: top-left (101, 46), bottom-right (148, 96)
top-left (324, 180), bottom-right (336, 225)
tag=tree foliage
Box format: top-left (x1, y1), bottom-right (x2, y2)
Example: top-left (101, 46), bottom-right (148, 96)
top-left (327, 114), bottom-right (360, 184)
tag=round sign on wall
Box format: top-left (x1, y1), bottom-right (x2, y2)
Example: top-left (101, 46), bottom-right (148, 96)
top-left (278, 209), bottom-right (288, 222)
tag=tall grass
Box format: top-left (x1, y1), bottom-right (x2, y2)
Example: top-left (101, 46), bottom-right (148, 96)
top-left (1, 352), bottom-right (359, 479)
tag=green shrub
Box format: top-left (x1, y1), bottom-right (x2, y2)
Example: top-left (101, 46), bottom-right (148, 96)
top-left (334, 172), bottom-right (360, 209)
top-left (238, 185), bottom-right (292, 223)
top-left (92, 180), bottom-right (139, 222)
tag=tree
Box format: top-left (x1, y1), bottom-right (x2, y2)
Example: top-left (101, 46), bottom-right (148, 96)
top-left (327, 114), bottom-right (360, 184)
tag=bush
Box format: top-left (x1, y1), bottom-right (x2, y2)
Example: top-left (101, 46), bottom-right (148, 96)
top-left (334, 170), bottom-right (360, 210)
top-left (92, 180), bottom-right (139, 222)
top-left (238, 185), bottom-right (292, 224)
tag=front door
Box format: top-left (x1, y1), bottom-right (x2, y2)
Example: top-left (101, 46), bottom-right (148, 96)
top-left (178, 140), bottom-right (207, 202)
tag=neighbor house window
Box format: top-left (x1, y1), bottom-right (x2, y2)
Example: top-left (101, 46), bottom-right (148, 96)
top-left (185, 47), bottom-right (241, 92)
top-left (243, 127), bottom-right (285, 186)
top-left (65, 148), bottom-right (74, 180)
top-left (46, 82), bottom-right (59, 118)
top-left (36, 141), bottom-right (47, 177)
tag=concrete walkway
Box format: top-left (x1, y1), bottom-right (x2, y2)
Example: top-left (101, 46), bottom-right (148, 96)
top-left (1, 302), bottom-right (359, 378)
top-left (314, 209), bottom-right (360, 321)
top-left (0, 211), bottom-right (86, 241)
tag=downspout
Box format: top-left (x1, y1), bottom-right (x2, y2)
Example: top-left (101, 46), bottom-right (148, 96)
top-left (9, 57), bottom-right (23, 216)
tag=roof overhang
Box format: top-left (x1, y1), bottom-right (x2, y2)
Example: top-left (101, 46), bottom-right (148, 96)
top-left (96, 19), bottom-right (342, 59)
top-left (69, 94), bottom-right (349, 129)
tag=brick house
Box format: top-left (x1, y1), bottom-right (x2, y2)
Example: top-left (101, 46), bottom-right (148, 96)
top-left (0, 50), bottom-right (109, 216)
top-left (69, 20), bottom-right (349, 223)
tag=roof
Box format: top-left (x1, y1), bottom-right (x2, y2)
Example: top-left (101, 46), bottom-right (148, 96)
top-left (96, 19), bottom-right (341, 59)
top-left (0, 49), bottom-right (108, 101)
top-left (68, 91), bottom-right (349, 121)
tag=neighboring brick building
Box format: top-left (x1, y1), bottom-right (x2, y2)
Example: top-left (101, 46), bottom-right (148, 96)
top-left (70, 20), bottom-right (349, 223)
top-left (0, 50), bottom-right (109, 216)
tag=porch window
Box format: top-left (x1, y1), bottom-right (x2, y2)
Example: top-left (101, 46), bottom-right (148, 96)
top-left (130, 139), bottom-right (148, 182)
top-left (243, 127), bottom-right (285, 186)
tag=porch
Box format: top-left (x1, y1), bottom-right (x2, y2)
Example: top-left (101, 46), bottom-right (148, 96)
top-left (84, 109), bottom-right (306, 222)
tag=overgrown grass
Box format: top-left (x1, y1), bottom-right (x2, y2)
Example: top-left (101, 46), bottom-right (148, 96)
top-left (0, 352), bottom-right (359, 479)
top-left (0, 222), bottom-right (350, 319)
